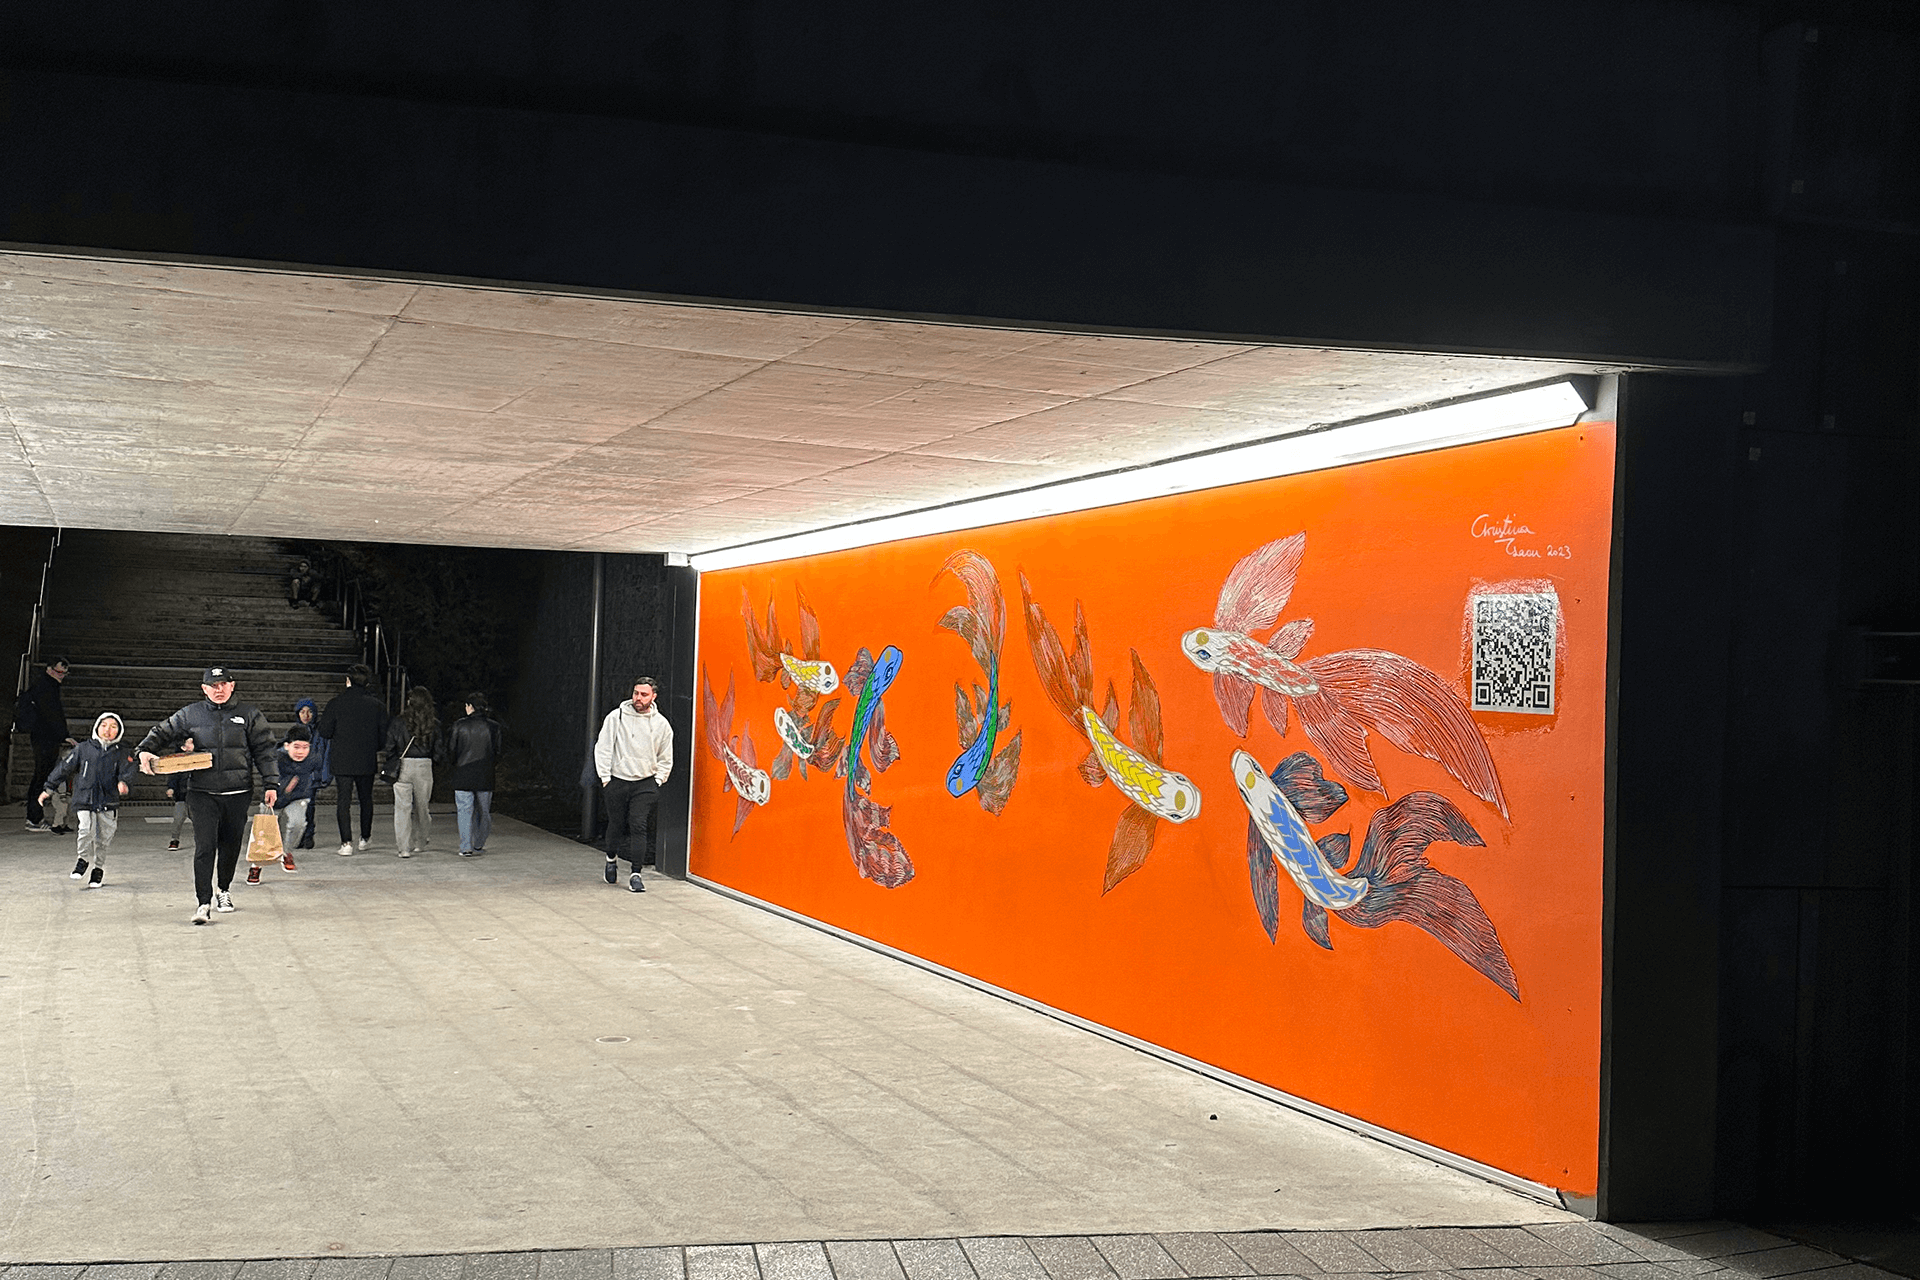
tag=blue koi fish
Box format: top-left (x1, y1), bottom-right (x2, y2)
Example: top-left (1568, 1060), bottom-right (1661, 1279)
top-left (933, 550), bottom-right (1022, 815)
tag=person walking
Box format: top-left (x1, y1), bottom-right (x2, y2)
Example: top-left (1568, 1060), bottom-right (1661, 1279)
top-left (291, 698), bottom-right (329, 848)
top-left (386, 686), bottom-right (437, 857)
top-left (135, 666), bottom-right (279, 925)
top-left (253, 726), bottom-right (318, 883)
top-left (443, 693), bottom-right (501, 857)
top-left (593, 676), bottom-right (674, 893)
top-left (18, 658), bottom-right (70, 832)
top-left (317, 663), bottom-right (388, 855)
top-left (43, 711), bottom-right (135, 889)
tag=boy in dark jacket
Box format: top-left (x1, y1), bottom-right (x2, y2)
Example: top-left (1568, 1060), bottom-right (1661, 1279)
top-left (41, 711), bottom-right (136, 889)
top-left (291, 698), bottom-right (329, 848)
top-left (251, 727), bottom-right (319, 883)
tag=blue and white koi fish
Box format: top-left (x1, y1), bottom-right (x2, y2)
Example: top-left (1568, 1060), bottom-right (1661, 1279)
top-left (836, 645), bottom-right (911, 888)
top-left (933, 550), bottom-right (1022, 815)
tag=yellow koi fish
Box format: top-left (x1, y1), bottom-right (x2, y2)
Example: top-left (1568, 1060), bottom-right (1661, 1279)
top-left (778, 651), bottom-right (839, 695)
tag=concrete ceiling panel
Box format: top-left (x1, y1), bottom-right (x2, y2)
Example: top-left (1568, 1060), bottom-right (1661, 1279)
top-left (1, 252), bottom-right (1619, 554)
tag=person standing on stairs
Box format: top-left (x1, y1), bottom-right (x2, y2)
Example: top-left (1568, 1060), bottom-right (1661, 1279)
top-left (318, 663), bottom-right (388, 856)
top-left (292, 698), bottom-right (329, 849)
top-left (386, 686), bottom-right (438, 857)
top-left (18, 657), bottom-right (70, 833)
top-left (135, 666), bottom-right (279, 925)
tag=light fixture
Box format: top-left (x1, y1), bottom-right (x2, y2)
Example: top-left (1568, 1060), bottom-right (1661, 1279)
top-left (687, 377), bottom-right (1596, 573)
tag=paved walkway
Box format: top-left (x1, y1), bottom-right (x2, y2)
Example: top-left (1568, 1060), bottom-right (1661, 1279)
top-left (0, 1221), bottom-right (1902, 1280)
top-left (4, 809), bottom-right (1559, 1264)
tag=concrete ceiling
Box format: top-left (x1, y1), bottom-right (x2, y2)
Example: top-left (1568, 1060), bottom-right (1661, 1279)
top-left (0, 250), bottom-right (1612, 554)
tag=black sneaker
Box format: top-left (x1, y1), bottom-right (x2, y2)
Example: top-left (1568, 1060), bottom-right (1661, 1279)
top-left (628, 872), bottom-right (645, 893)
top-left (604, 857), bottom-right (618, 884)
top-left (87, 867), bottom-right (103, 889)
top-left (71, 858), bottom-right (88, 880)
top-left (50, 825), bottom-right (72, 835)
top-left (214, 890), bottom-right (235, 913)
top-left (167, 838), bottom-right (180, 851)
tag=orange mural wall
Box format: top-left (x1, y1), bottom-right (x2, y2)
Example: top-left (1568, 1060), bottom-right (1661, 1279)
top-left (690, 423), bottom-right (1615, 1196)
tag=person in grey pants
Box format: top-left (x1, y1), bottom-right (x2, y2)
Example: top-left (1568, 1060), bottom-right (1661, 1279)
top-left (386, 687), bottom-right (439, 857)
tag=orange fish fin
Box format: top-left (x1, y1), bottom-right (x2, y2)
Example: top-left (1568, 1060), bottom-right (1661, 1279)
top-left (1269, 617), bottom-right (1314, 660)
top-left (1076, 749), bottom-right (1107, 788)
top-left (1103, 804), bottom-right (1160, 893)
top-left (1213, 671), bottom-right (1253, 737)
top-left (1018, 570), bottom-right (1086, 727)
top-left (1259, 686), bottom-right (1290, 736)
top-left (1214, 532), bottom-right (1306, 632)
top-left (1127, 649), bottom-right (1164, 764)
top-left (975, 732), bottom-right (1022, 815)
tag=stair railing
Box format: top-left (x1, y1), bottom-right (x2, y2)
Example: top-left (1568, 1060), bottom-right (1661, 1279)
top-left (13, 529), bottom-right (62, 703)
top-left (323, 557), bottom-right (409, 714)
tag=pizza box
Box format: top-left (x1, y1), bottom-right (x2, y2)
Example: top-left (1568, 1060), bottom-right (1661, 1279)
top-left (152, 751), bottom-right (213, 775)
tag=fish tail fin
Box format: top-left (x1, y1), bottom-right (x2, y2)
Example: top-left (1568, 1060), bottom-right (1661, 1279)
top-left (1258, 686), bottom-right (1290, 736)
top-left (795, 585), bottom-right (824, 660)
top-left (1018, 570), bottom-right (1091, 728)
top-left (733, 794), bottom-right (754, 837)
top-left (1347, 792), bottom-right (1518, 1000)
top-left (934, 549), bottom-right (1006, 654)
top-left (1246, 820), bottom-right (1281, 943)
top-left (1213, 671), bottom-right (1255, 736)
top-left (1291, 685), bottom-right (1384, 797)
top-left (771, 745), bottom-right (795, 781)
top-left (700, 666), bottom-right (728, 762)
top-left (1103, 804), bottom-right (1160, 893)
top-left (975, 731), bottom-right (1022, 815)
top-left (742, 590), bottom-right (782, 683)
top-left (1306, 649), bottom-right (1509, 817)
top-left (1302, 900), bottom-right (1333, 950)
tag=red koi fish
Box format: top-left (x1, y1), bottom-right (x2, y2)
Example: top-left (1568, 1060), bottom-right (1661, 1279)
top-left (1182, 532), bottom-right (1508, 818)
top-left (700, 666), bottom-right (771, 838)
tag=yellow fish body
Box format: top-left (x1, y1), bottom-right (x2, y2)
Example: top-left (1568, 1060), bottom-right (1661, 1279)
top-left (1078, 707), bottom-right (1201, 823)
top-left (779, 652), bottom-right (839, 695)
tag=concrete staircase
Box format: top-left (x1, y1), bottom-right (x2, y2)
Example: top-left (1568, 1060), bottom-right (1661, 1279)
top-left (8, 530), bottom-right (372, 807)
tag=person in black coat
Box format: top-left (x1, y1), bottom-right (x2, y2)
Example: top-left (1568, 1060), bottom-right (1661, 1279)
top-left (442, 693), bottom-right (502, 856)
top-left (317, 663), bottom-right (390, 855)
top-left (19, 657), bottom-right (70, 832)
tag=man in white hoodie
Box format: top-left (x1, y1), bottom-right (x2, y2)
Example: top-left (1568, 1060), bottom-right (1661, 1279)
top-left (593, 676), bottom-right (674, 893)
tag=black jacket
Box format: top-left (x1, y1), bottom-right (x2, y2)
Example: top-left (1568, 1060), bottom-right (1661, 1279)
top-left (385, 716), bottom-right (438, 760)
top-left (137, 698), bottom-right (279, 795)
top-left (48, 722), bottom-right (136, 811)
top-left (23, 670), bottom-right (68, 744)
top-left (443, 713), bottom-right (502, 792)
top-left (317, 685), bottom-right (390, 775)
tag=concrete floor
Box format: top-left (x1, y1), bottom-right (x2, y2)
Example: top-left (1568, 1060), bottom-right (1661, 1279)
top-left (0, 808), bottom-right (1565, 1263)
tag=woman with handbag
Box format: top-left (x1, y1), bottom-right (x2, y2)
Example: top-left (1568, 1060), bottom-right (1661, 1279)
top-left (385, 687), bottom-right (439, 858)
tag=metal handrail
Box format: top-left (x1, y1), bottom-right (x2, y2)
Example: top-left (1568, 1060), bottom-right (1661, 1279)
top-left (323, 558), bottom-right (408, 714)
top-left (14, 529), bottom-right (62, 702)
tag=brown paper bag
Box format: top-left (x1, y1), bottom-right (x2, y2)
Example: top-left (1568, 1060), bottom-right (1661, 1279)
top-left (245, 810), bottom-right (285, 862)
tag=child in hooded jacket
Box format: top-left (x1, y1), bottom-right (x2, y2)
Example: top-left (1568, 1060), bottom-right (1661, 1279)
top-left (254, 725), bottom-right (321, 882)
top-left (291, 698), bottom-right (329, 849)
top-left (42, 712), bottom-right (136, 889)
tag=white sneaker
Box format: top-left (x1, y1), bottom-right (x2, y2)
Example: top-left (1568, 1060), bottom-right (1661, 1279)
top-left (214, 890), bottom-right (235, 913)
top-left (355, 839), bottom-right (371, 853)
top-left (338, 842), bottom-right (355, 856)
top-left (398, 849), bottom-right (412, 859)
top-left (192, 903), bottom-right (212, 925)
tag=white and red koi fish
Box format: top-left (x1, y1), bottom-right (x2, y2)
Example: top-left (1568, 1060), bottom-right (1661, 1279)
top-left (1020, 571), bottom-right (1201, 893)
top-left (770, 698), bottom-right (845, 783)
top-left (835, 645), bottom-right (911, 887)
top-left (933, 549), bottom-right (1022, 815)
top-left (700, 666), bottom-right (771, 837)
top-left (1182, 532), bottom-right (1508, 817)
top-left (1235, 748), bottom-right (1519, 1000)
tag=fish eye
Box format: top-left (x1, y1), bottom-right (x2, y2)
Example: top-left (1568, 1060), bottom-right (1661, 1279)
top-left (1196, 649), bottom-right (1211, 660)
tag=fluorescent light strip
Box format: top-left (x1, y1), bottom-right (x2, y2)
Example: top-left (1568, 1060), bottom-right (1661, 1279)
top-left (688, 379), bottom-right (1593, 573)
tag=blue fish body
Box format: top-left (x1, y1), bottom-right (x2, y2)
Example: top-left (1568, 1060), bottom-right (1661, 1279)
top-left (846, 645), bottom-right (903, 795)
top-left (1231, 749), bottom-right (1368, 911)
top-left (946, 657), bottom-right (999, 798)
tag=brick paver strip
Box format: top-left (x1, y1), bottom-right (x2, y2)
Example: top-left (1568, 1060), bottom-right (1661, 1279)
top-left (1590, 1261), bottom-right (1676, 1280)
top-left (1283, 1233), bottom-right (1379, 1274)
top-left (1154, 1233), bottom-right (1252, 1277)
top-left (1809, 1266), bottom-right (1904, 1280)
top-left (1222, 1233), bottom-right (1323, 1276)
top-left (1351, 1231), bottom-right (1449, 1273)
top-left (1026, 1239), bottom-right (1118, 1280)
top-left (1088, 1237), bottom-right (1181, 1280)
top-left (3, 1270), bottom-right (86, 1280)
top-left (391, 1259), bottom-right (463, 1280)
top-left (684, 1247), bottom-right (758, 1280)
top-left (159, 1266), bottom-right (244, 1280)
top-left (1524, 1227), bottom-right (1641, 1266)
top-left (1465, 1229), bottom-right (1579, 1269)
top-left (1404, 1230), bottom-right (1520, 1270)
top-left (237, 1263), bottom-right (320, 1280)
top-left (1458, 1265), bottom-right (1541, 1280)
top-left (79, 1268), bottom-right (164, 1280)
top-left (756, 1244), bottom-right (834, 1280)
top-left (894, 1241), bottom-right (977, 1280)
top-left (313, 1262), bottom-right (394, 1280)
top-left (825, 1243), bottom-right (906, 1280)
top-left (539, 1255), bottom-right (614, 1280)
top-left (959, 1239), bottom-right (1050, 1280)
top-left (1663, 1233), bottom-right (1795, 1262)
top-left (1589, 1230), bottom-right (1699, 1265)
top-left (1719, 1247), bottom-right (1852, 1279)
top-left (469, 1256), bottom-right (541, 1280)
top-left (614, 1251), bottom-right (686, 1280)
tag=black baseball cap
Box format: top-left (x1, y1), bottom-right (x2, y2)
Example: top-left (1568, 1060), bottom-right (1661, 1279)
top-left (202, 666), bottom-right (236, 684)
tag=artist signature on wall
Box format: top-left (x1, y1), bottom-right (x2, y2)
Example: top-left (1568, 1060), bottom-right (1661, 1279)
top-left (1471, 513), bottom-right (1571, 560)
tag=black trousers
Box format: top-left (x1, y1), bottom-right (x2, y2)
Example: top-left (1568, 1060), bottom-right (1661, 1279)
top-left (604, 777), bottom-right (659, 867)
top-left (335, 773), bottom-right (374, 842)
top-left (187, 790), bottom-right (250, 905)
top-left (27, 737), bottom-right (60, 824)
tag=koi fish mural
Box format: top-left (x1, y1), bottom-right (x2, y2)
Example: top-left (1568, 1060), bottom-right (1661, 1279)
top-left (835, 645), bottom-right (913, 888)
top-left (932, 549), bottom-right (1023, 815)
top-left (1233, 748), bottom-right (1519, 1000)
top-left (1019, 571), bottom-right (1200, 893)
top-left (700, 666), bottom-right (771, 837)
top-left (744, 585), bottom-right (847, 782)
top-left (1183, 533), bottom-right (1509, 817)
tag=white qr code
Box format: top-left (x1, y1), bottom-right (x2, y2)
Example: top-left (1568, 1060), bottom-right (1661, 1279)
top-left (1471, 593), bottom-right (1557, 714)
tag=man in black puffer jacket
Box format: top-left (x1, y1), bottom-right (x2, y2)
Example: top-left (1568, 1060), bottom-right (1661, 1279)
top-left (137, 666), bottom-right (279, 925)
top-left (318, 663), bottom-right (389, 856)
